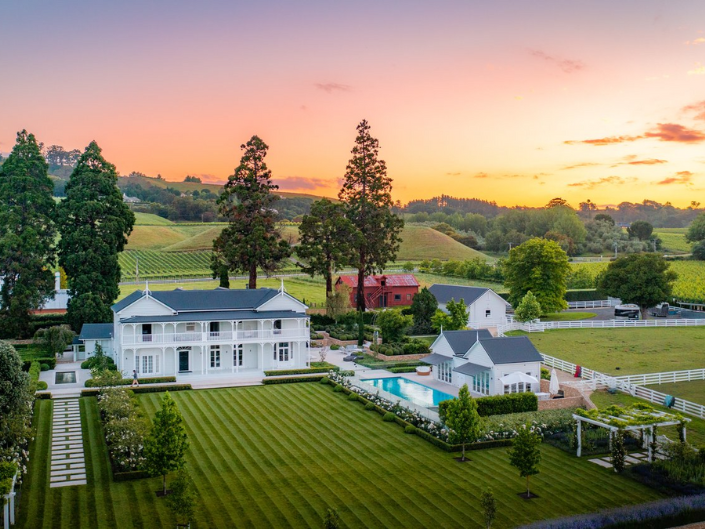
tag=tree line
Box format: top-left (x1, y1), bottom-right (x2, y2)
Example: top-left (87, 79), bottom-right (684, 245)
top-left (0, 131), bottom-right (135, 336)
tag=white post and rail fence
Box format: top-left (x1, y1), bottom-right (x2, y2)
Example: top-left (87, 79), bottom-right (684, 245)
top-left (2, 470), bottom-right (18, 529)
top-left (498, 318), bottom-right (705, 336)
top-left (541, 353), bottom-right (705, 420)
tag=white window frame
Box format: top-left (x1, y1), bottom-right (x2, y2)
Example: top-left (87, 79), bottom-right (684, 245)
top-left (210, 345), bottom-right (221, 368)
top-left (485, 309), bottom-right (491, 318)
top-left (277, 342), bottom-right (290, 362)
top-left (235, 344), bottom-right (243, 366)
top-left (186, 323), bottom-right (196, 332)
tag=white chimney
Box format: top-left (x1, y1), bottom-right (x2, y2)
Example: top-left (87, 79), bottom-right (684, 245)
top-left (55, 271), bottom-right (61, 292)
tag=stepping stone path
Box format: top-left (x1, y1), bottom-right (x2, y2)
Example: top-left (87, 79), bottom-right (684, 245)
top-left (50, 396), bottom-right (87, 487)
top-left (587, 451), bottom-right (664, 469)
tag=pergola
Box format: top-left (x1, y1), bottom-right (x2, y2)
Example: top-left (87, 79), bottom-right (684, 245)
top-left (572, 404), bottom-right (690, 462)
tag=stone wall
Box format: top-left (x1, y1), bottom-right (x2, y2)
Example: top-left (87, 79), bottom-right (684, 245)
top-left (537, 379), bottom-right (591, 411)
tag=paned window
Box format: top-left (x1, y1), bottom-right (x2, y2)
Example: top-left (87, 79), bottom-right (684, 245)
top-left (210, 345), bottom-right (221, 368)
top-left (234, 344), bottom-right (243, 366)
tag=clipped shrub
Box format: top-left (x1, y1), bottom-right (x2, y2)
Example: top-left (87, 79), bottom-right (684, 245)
top-left (330, 344), bottom-right (341, 351)
top-left (85, 376), bottom-right (177, 388)
top-left (333, 384), bottom-right (344, 392)
top-left (388, 366), bottom-right (419, 373)
top-left (405, 425), bottom-right (416, 434)
top-left (37, 357), bottom-right (56, 369)
top-left (37, 381), bottom-right (48, 390)
top-left (347, 392), bottom-right (358, 401)
top-left (263, 366), bottom-right (338, 376)
top-left (319, 377), bottom-right (330, 384)
top-left (383, 412), bottom-right (396, 422)
top-left (81, 355), bottom-right (117, 371)
top-left (261, 376), bottom-right (325, 385)
top-left (40, 363), bottom-right (50, 371)
top-left (541, 367), bottom-right (550, 380)
top-left (364, 402), bottom-right (376, 411)
top-left (439, 392), bottom-right (538, 419)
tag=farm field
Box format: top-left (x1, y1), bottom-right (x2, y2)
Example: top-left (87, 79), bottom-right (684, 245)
top-left (654, 228), bottom-right (691, 254)
top-left (590, 390), bottom-right (705, 445)
top-left (519, 327), bottom-right (705, 376)
top-left (644, 380), bottom-right (705, 406)
top-left (18, 385), bottom-right (662, 529)
top-left (571, 260), bottom-right (705, 303)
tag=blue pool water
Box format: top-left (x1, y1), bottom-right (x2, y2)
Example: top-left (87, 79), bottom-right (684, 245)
top-left (360, 377), bottom-right (455, 408)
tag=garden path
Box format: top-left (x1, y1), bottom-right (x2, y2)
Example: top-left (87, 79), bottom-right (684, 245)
top-left (49, 397), bottom-right (87, 487)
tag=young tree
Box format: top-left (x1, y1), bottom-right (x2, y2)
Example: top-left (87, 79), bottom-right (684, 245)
top-left (339, 120), bottom-right (404, 314)
top-left (376, 309), bottom-right (411, 343)
top-left (57, 141), bottom-right (135, 330)
top-left (410, 287), bottom-right (438, 334)
top-left (480, 488), bottom-right (497, 529)
top-left (165, 467), bottom-right (198, 528)
top-left (503, 238), bottom-right (570, 314)
top-left (444, 384), bottom-right (481, 462)
top-left (211, 136), bottom-right (291, 289)
top-left (298, 199), bottom-right (356, 295)
top-left (508, 424), bottom-right (542, 498)
top-left (33, 325), bottom-right (75, 357)
top-left (597, 254), bottom-right (677, 320)
top-left (627, 220), bottom-right (653, 241)
top-left (0, 130), bottom-right (57, 337)
top-left (611, 428), bottom-right (626, 473)
top-left (326, 283), bottom-right (352, 321)
top-left (143, 392), bottom-right (190, 496)
top-left (514, 291), bottom-right (542, 323)
top-left (447, 298), bottom-right (468, 330)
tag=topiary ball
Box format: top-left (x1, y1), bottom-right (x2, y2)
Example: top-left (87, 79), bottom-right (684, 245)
top-left (404, 425), bottom-right (416, 434)
top-left (40, 363), bottom-right (50, 371)
top-left (364, 402), bottom-right (376, 411)
top-left (333, 384), bottom-right (344, 393)
top-left (347, 392), bottom-right (358, 401)
top-left (383, 412), bottom-right (396, 422)
top-left (319, 377), bottom-right (330, 384)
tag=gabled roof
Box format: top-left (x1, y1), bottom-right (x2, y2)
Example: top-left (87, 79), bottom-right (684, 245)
top-left (429, 284), bottom-right (492, 305)
top-left (442, 329), bottom-right (493, 356)
top-left (112, 288), bottom-right (281, 313)
top-left (479, 336), bottom-right (543, 365)
top-left (336, 274), bottom-right (419, 288)
top-left (79, 323), bottom-right (113, 340)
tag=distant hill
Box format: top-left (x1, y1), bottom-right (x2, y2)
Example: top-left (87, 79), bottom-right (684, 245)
top-left (396, 225), bottom-right (492, 261)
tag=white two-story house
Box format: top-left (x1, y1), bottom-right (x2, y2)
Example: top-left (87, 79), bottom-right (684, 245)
top-left (429, 284), bottom-right (510, 329)
top-left (82, 285), bottom-right (311, 378)
top-left (423, 330), bottom-right (542, 396)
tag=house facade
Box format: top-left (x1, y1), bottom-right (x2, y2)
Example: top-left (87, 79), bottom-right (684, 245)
top-left (429, 284), bottom-right (509, 328)
top-left (79, 286), bottom-right (310, 377)
top-left (423, 330), bottom-right (542, 396)
top-left (336, 274), bottom-right (419, 309)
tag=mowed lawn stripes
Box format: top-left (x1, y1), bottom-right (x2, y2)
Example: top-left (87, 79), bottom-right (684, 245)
top-left (19, 384), bottom-right (662, 528)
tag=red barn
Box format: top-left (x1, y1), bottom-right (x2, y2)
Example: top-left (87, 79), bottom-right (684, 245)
top-left (335, 274), bottom-right (420, 308)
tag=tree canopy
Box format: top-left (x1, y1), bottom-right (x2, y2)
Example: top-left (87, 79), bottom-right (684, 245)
top-left (686, 213), bottom-right (705, 243)
top-left (212, 136), bottom-right (291, 289)
top-left (376, 309), bottom-right (411, 343)
top-left (514, 291), bottom-right (542, 323)
top-left (0, 130), bottom-right (57, 337)
top-left (627, 220), bottom-right (653, 241)
top-left (503, 238), bottom-right (570, 314)
top-left (508, 423), bottom-right (542, 498)
top-left (597, 253), bottom-right (677, 319)
top-left (0, 342), bottom-right (32, 467)
top-left (57, 141), bottom-right (135, 330)
top-left (297, 199), bottom-right (355, 295)
top-left (410, 287), bottom-right (438, 334)
top-left (444, 384), bottom-right (481, 461)
top-left (339, 120), bottom-right (404, 311)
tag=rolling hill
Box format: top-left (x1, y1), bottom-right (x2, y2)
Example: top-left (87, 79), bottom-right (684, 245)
top-left (396, 225), bottom-right (493, 261)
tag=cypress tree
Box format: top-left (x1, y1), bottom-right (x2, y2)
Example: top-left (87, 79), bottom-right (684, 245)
top-left (0, 130), bottom-right (57, 337)
top-left (57, 141), bottom-right (135, 330)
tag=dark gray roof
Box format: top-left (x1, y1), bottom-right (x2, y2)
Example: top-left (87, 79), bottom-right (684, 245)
top-left (420, 353), bottom-right (451, 365)
top-left (429, 284), bottom-right (490, 305)
top-left (79, 323), bottom-right (114, 340)
top-left (442, 330), bottom-right (493, 357)
top-left (112, 288), bottom-right (281, 313)
top-left (120, 310), bottom-right (305, 324)
top-left (479, 336), bottom-right (543, 365)
top-left (453, 362), bottom-right (490, 376)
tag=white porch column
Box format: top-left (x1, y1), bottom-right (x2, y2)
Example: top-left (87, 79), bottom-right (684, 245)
top-left (576, 419), bottom-right (582, 457)
top-left (9, 490), bottom-right (15, 524)
top-left (201, 345), bottom-right (204, 374)
top-left (161, 347), bottom-right (165, 375)
top-left (160, 323), bottom-right (165, 343)
top-left (258, 344), bottom-right (263, 371)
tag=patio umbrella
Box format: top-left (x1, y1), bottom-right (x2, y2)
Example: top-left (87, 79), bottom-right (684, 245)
top-left (549, 369), bottom-right (560, 395)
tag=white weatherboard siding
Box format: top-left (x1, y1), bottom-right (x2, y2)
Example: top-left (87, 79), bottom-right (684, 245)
top-left (493, 361), bottom-right (541, 394)
top-left (467, 290), bottom-right (508, 328)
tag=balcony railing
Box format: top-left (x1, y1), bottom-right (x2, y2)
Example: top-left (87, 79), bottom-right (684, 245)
top-left (122, 328), bottom-right (308, 345)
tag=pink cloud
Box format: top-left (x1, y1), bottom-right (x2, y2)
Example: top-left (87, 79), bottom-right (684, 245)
top-left (656, 171), bottom-right (693, 185)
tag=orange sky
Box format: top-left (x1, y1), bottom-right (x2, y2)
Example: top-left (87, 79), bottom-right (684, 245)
top-left (2, 1), bottom-right (705, 207)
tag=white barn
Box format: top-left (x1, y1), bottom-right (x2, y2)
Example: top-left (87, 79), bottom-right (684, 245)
top-left (429, 284), bottom-right (509, 329)
top-left (423, 330), bottom-right (542, 396)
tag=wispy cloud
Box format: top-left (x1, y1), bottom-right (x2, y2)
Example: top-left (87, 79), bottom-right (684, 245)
top-left (446, 171), bottom-right (461, 176)
top-left (683, 100), bottom-right (705, 121)
top-left (688, 63), bottom-right (705, 75)
top-left (561, 162), bottom-right (602, 170)
top-left (625, 158), bottom-right (668, 165)
top-left (657, 171), bottom-right (693, 185)
top-left (274, 176), bottom-right (336, 191)
top-left (568, 176), bottom-right (636, 189)
top-left (686, 37), bottom-right (705, 45)
top-left (314, 82), bottom-right (351, 93)
top-left (566, 123), bottom-right (705, 146)
top-left (474, 172), bottom-right (489, 179)
top-left (529, 49), bottom-right (585, 73)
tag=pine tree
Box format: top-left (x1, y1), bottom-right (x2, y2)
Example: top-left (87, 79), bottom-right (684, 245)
top-left (298, 199), bottom-right (355, 295)
top-left (144, 392), bottom-right (190, 496)
top-left (0, 130), bottom-right (57, 337)
top-left (212, 136), bottom-right (291, 289)
top-left (56, 141), bottom-right (135, 330)
top-left (339, 120), bottom-right (404, 312)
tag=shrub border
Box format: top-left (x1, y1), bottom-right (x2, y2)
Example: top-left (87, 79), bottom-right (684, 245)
top-left (81, 384), bottom-right (192, 397)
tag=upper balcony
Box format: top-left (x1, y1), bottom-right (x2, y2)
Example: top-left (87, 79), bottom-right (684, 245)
top-left (121, 328), bottom-right (309, 345)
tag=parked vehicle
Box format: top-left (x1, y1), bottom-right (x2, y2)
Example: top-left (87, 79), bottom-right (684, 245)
top-left (614, 304), bottom-right (640, 319)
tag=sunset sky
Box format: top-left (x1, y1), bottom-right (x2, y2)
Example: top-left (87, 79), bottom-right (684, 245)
top-left (2, 1), bottom-right (705, 207)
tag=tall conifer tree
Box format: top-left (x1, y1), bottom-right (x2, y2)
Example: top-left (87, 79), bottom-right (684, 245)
top-left (57, 141), bottom-right (135, 330)
top-left (212, 136), bottom-right (290, 289)
top-left (0, 130), bottom-right (56, 337)
top-left (339, 120), bottom-right (403, 312)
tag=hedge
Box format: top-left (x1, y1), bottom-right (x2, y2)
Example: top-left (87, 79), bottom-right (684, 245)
top-left (22, 357), bottom-right (56, 371)
top-left (85, 376), bottom-right (177, 388)
top-left (361, 361), bottom-right (426, 370)
top-left (438, 392), bottom-right (538, 418)
top-left (36, 392), bottom-right (52, 399)
top-left (113, 470), bottom-right (150, 482)
top-left (388, 366), bottom-right (420, 373)
top-left (263, 367), bottom-right (339, 377)
top-left (81, 384), bottom-right (192, 397)
top-left (81, 356), bottom-right (117, 370)
top-left (262, 375), bottom-right (327, 385)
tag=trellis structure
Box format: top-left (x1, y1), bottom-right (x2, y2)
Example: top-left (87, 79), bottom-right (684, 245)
top-left (2, 470), bottom-right (18, 529)
top-left (573, 404), bottom-right (690, 462)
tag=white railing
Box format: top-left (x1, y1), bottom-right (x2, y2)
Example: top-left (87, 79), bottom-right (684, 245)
top-left (567, 299), bottom-right (615, 309)
top-left (123, 329), bottom-right (308, 345)
top-left (499, 318), bottom-right (705, 335)
top-left (2, 470), bottom-right (17, 529)
top-left (613, 369), bottom-right (705, 386)
top-left (628, 384), bottom-right (705, 419)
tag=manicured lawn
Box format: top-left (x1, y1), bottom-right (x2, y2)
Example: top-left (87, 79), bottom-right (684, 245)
top-left (519, 327), bottom-right (705, 375)
top-left (644, 380), bottom-right (705, 406)
top-left (409, 334), bottom-right (439, 345)
top-left (541, 312), bottom-right (597, 322)
top-left (19, 385), bottom-right (662, 528)
top-left (590, 390), bottom-right (705, 445)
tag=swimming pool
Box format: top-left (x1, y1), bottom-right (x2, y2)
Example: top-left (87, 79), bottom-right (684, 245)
top-left (360, 377), bottom-right (455, 408)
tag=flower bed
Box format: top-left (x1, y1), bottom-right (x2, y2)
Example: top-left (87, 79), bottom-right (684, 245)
top-left (369, 339), bottom-right (431, 356)
top-left (96, 387), bottom-right (150, 480)
top-left (85, 376), bottom-right (177, 388)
